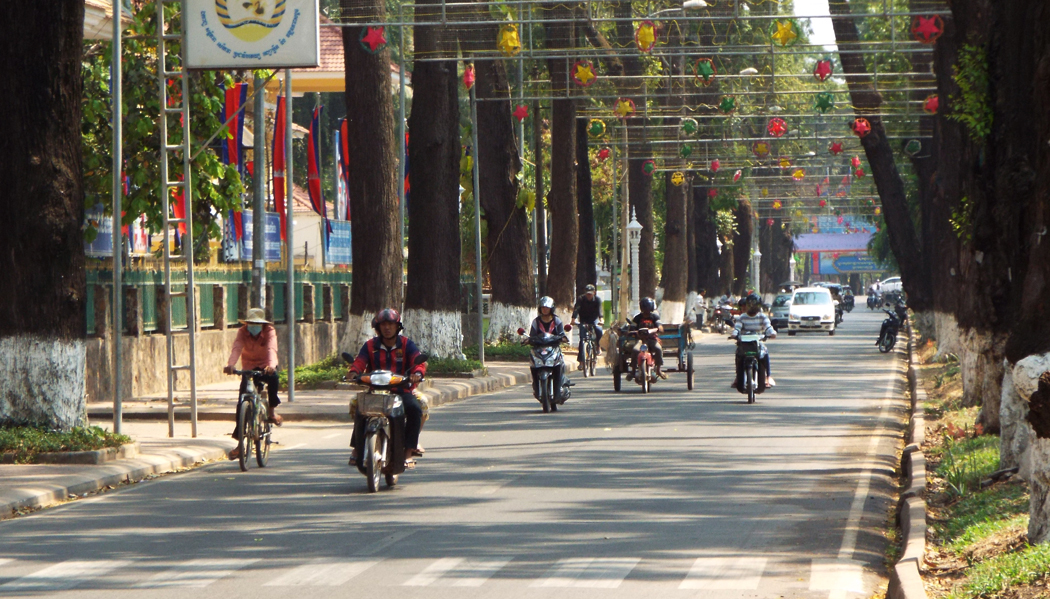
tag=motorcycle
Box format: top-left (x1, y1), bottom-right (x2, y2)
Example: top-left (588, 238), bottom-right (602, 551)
top-left (341, 352), bottom-right (428, 493)
top-left (842, 293), bottom-right (855, 312)
top-left (612, 323), bottom-right (658, 393)
top-left (877, 304), bottom-right (908, 353)
top-left (517, 326), bottom-right (573, 413)
top-left (734, 333), bottom-right (768, 404)
top-left (867, 292), bottom-right (881, 310)
top-left (711, 303), bottom-right (734, 334)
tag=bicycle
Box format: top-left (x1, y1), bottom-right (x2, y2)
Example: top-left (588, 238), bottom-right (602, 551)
top-left (232, 369), bottom-right (272, 471)
top-left (577, 322), bottom-right (599, 378)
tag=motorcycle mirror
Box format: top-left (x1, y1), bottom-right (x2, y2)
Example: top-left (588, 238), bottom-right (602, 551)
top-left (564, 324), bottom-right (572, 332)
top-left (416, 353), bottom-right (429, 364)
top-left (341, 351), bottom-right (354, 364)
top-left (517, 327), bottom-right (526, 335)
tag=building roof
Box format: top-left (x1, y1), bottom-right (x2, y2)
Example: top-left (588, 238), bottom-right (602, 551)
top-left (84, 0), bottom-right (133, 41)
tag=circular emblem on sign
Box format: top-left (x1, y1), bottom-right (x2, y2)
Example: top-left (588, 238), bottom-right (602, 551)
top-left (215, 0), bottom-right (286, 43)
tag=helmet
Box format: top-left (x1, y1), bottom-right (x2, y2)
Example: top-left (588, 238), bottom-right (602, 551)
top-left (745, 292), bottom-right (761, 307)
top-left (640, 297), bottom-right (655, 312)
top-left (372, 308), bottom-right (403, 334)
top-left (584, 284), bottom-right (596, 293)
top-left (538, 296), bottom-right (555, 314)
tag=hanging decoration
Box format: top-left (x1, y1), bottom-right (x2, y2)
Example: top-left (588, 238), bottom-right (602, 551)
top-left (671, 172), bottom-right (686, 186)
top-left (360, 26), bottom-right (388, 53)
top-left (642, 159), bottom-right (656, 177)
top-left (694, 58), bottom-right (716, 85)
top-left (911, 15), bottom-right (944, 44)
top-left (733, 170), bottom-right (743, 182)
top-left (497, 24), bottom-right (522, 56)
top-left (614, 97), bottom-right (636, 119)
top-left (814, 92), bottom-right (835, 113)
top-left (813, 58), bottom-right (833, 82)
top-left (792, 169), bottom-right (805, 181)
top-left (770, 19), bottom-right (800, 47)
top-left (875, 206), bottom-right (881, 215)
top-left (710, 158), bottom-right (720, 172)
top-left (856, 168), bottom-right (866, 178)
top-left (851, 156), bottom-right (861, 168)
top-left (587, 119), bottom-right (606, 138)
top-left (635, 20), bottom-right (657, 53)
top-left (761, 188), bottom-right (769, 197)
top-left (923, 94), bottom-right (939, 114)
top-left (779, 157), bottom-right (792, 169)
top-left (572, 60), bottom-right (597, 87)
top-left (463, 64), bottom-right (475, 90)
top-left (829, 141), bottom-right (843, 155)
top-left (680, 118), bottom-right (699, 136)
top-left (767, 117), bottom-right (787, 137)
top-left (819, 199), bottom-right (827, 208)
top-left (513, 104), bottom-right (529, 122)
top-left (851, 117), bottom-right (871, 137)
top-left (752, 141), bottom-right (770, 157)
top-left (680, 145), bottom-right (693, 159)
top-left (904, 139), bottom-right (922, 156)
top-left (708, 188), bottom-right (718, 198)
top-left (767, 218), bottom-right (775, 226)
top-left (718, 95), bottom-right (737, 114)
top-left (597, 147), bottom-right (611, 161)
top-left (772, 200), bottom-right (782, 210)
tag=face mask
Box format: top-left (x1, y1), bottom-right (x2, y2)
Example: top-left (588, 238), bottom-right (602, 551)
top-left (247, 325), bottom-right (263, 336)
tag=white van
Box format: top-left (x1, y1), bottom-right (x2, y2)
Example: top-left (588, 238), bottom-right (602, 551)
top-left (787, 287), bottom-right (836, 336)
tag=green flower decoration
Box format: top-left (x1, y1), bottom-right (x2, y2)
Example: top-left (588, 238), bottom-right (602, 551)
top-left (680, 118), bottom-right (698, 136)
top-left (904, 139), bottom-right (922, 155)
top-left (814, 92), bottom-right (835, 113)
top-left (718, 95), bottom-right (737, 114)
top-left (680, 145), bottom-right (693, 159)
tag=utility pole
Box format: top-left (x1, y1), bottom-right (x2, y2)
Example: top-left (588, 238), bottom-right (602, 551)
top-left (252, 75), bottom-right (266, 307)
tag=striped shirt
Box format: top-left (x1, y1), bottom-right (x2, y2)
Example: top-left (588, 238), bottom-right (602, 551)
top-left (732, 312), bottom-right (776, 338)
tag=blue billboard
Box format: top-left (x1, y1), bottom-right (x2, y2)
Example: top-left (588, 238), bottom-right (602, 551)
top-left (240, 210), bottom-right (282, 262)
top-left (326, 220), bottom-right (352, 265)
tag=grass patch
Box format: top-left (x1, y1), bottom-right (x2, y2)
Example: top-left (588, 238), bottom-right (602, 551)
top-left (279, 354), bottom-right (346, 389)
top-left (464, 342), bottom-right (533, 361)
top-left (951, 542), bottom-right (1050, 598)
top-left (934, 434), bottom-right (1000, 498)
top-left (426, 357), bottom-right (485, 376)
top-left (935, 482), bottom-right (1029, 553)
top-left (0, 426), bottom-right (132, 464)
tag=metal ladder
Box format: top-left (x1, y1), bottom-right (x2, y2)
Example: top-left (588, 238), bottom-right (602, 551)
top-left (157, 0), bottom-right (198, 438)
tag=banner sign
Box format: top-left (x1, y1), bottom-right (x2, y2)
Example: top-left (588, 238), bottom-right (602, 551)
top-left (240, 210), bottom-right (282, 262)
top-left (185, 0), bottom-right (320, 69)
top-left (326, 220), bottom-right (352, 265)
top-left (813, 252), bottom-right (883, 275)
top-left (794, 232), bottom-right (873, 253)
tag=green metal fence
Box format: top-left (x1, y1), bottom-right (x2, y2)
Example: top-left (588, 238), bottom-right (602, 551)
top-left (199, 284), bottom-right (214, 328)
top-left (226, 284), bottom-right (239, 325)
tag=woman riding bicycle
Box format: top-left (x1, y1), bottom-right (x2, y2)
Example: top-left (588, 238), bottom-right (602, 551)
top-left (223, 307), bottom-right (282, 459)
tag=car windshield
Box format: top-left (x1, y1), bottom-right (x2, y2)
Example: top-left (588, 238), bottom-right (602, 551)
top-left (772, 295), bottom-right (791, 307)
top-left (793, 292), bottom-right (831, 306)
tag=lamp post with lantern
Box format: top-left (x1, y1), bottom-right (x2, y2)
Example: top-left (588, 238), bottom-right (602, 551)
top-left (627, 209), bottom-right (643, 313)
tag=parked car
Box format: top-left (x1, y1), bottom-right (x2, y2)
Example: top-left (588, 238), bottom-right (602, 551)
top-left (769, 293), bottom-right (792, 330)
top-left (787, 287), bottom-right (836, 336)
top-left (877, 276), bottom-right (902, 294)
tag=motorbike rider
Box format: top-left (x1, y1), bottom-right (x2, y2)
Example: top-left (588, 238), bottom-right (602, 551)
top-left (730, 293), bottom-right (777, 389)
top-left (224, 307), bottom-right (282, 460)
top-left (528, 296), bottom-right (574, 400)
top-left (631, 297), bottom-right (666, 379)
top-left (572, 284), bottom-right (604, 366)
top-left (346, 309), bottom-right (427, 467)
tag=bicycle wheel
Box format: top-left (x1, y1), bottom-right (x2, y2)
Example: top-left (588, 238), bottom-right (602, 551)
top-left (237, 400), bottom-right (252, 472)
top-left (587, 341), bottom-right (597, 377)
top-left (686, 353), bottom-right (695, 391)
top-left (580, 342), bottom-right (589, 378)
top-left (255, 405), bottom-right (271, 468)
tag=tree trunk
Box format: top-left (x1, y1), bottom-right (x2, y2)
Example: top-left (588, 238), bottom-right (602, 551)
top-left (693, 186), bottom-right (721, 296)
top-left (576, 117), bottom-right (596, 292)
top-left (0, 2), bottom-right (87, 429)
top-left (403, 0), bottom-right (462, 357)
top-left (828, 0), bottom-right (929, 311)
top-left (661, 172), bottom-right (689, 322)
top-left (687, 186), bottom-right (699, 294)
top-left (341, 0), bottom-right (402, 346)
top-left (543, 6), bottom-right (578, 313)
top-left (534, 101), bottom-right (547, 298)
top-left (732, 200), bottom-right (753, 296)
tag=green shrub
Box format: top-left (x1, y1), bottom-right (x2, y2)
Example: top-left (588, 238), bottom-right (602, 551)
top-left (936, 433), bottom-right (1000, 498)
top-left (426, 357), bottom-right (485, 375)
top-left (278, 354), bottom-right (346, 388)
top-left (0, 426), bottom-right (132, 464)
top-left (954, 542), bottom-right (1050, 598)
top-left (937, 482), bottom-right (1028, 553)
top-left (464, 342), bottom-right (533, 361)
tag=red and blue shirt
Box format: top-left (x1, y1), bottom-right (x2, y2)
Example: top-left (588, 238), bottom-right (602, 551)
top-left (349, 335), bottom-right (427, 391)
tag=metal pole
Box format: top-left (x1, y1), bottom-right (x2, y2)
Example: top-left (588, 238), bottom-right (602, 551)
top-left (111, 0), bottom-right (123, 435)
top-left (398, 17), bottom-right (407, 290)
top-left (470, 84), bottom-right (484, 365)
top-left (252, 76), bottom-right (266, 307)
top-left (285, 69), bottom-right (295, 403)
top-left (610, 124), bottom-right (618, 321)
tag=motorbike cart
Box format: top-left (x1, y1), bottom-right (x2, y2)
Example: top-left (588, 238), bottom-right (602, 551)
top-left (658, 323), bottom-right (696, 390)
top-left (611, 324), bottom-right (658, 393)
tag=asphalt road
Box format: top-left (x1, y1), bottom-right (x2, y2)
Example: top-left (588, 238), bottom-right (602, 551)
top-left (0, 309), bottom-right (906, 599)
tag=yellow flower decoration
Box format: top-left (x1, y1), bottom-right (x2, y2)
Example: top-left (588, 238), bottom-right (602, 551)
top-left (614, 98), bottom-right (636, 119)
top-left (761, 187), bottom-right (769, 196)
top-left (573, 61), bottom-right (596, 86)
top-left (671, 172), bottom-right (686, 186)
top-left (771, 20), bottom-right (799, 47)
top-left (635, 21), bottom-right (656, 53)
top-left (779, 157), bottom-right (792, 168)
top-left (792, 168), bottom-right (805, 181)
top-left (497, 24), bottom-right (522, 56)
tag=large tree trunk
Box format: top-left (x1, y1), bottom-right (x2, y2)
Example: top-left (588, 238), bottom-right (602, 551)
top-left (403, 0), bottom-right (462, 357)
top-left (760, 218), bottom-right (793, 293)
top-left (457, 3), bottom-right (533, 341)
top-left (543, 5), bottom-right (578, 314)
top-left (342, 0), bottom-right (403, 347)
top-left (732, 200), bottom-right (753, 296)
top-left (829, 0), bottom-right (929, 311)
top-left (0, 2), bottom-right (87, 429)
top-left (661, 172), bottom-right (689, 323)
top-left (693, 186), bottom-right (722, 296)
top-left (534, 100), bottom-right (547, 298)
top-left (576, 117), bottom-right (596, 293)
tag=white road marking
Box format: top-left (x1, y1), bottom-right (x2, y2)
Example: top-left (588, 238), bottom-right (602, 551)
top-left (322, 433), bottom-right (341, 439)
top-left (679, 556), bottom-right (768, 590)
top-left (531, 557), bottom-right (640, 588)
top-left (0, 560), bottom-right (130, 591)
top-left (354, 530), bottom-right (414, 557)
top-left (135, 558), bottom-right (259, 588)
top-left (263, 559), bottom-right (381, 586)
top-left (478, 474), bottom-right (524, 495)
top-left (0, 559), bottom-right (12, 567)
top-left (404, 557), bottom-right (513, 587)
top-left (811, 559), bottom-right (865, 594)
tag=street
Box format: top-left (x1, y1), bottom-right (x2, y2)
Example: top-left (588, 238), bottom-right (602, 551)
top-left (0, 310), bottom-right (905, 599)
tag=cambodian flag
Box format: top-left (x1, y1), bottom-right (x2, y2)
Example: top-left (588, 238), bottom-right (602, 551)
top-left (272, 95), bottom-right (286, 241)
top-left (307, 106), bottom-right (331, 234)
top-left (340, 118), bottom-right (350, 221)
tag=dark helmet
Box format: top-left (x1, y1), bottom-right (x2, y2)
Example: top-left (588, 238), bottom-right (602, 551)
top-left (640, 297), bottom-right (655, 312)
top-left (745, 292), bottom-right (761, 307)
top-left (584, 284), bottom-right (596, 293)
top-left (538, 296), bottom-right (555, 313)
top-left (372, 308), bottom-right (403, 334)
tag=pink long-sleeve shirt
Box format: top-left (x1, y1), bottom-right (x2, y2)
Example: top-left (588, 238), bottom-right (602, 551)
top-left (227, 325), bottom-right (279, 370)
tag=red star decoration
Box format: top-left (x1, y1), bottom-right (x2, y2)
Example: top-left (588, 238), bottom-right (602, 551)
top-left (767, 219), bottom-right (775, 226)
top-left (819, 199), bottom-right (827, 207)
top-left (829, 142), bottom-right (843, 155)
top-left (597, 148), bottom-right (611, 161)
top-left (912, 16), bottom-right (944, 44)
top-left (710, 159), bottom-right (720, 172)
top-left (923, 95), bottom-right (939, 114)
top-left (851, 156), bottom-right (861, 168)
top-left (767, 117), bottom-right (787, 138)
top-left (814, 59), bottom-right (833, 82)
top-left (513, 104), bottom-right (528, 121)
top-left (855, 168), bottom-right (865, 178)
top-left (361, 26), bottom-right (387, 52)
top-left (708, 188), bottom-right (718, 198)
top-left (852, 118), bottom-right (871, 137)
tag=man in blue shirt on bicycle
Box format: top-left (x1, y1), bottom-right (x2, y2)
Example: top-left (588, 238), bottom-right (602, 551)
top-left (571, 284), bottom-right (604, 368)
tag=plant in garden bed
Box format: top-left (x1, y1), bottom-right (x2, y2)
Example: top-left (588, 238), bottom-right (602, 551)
top-left (279, 354), bottom-right (346, 389)
top-left (464, 342), bottom-right (534, 361)
top-left (0, 426), bottom-right (132, 464)
top-left (426, 357), bottom-right (485, 376)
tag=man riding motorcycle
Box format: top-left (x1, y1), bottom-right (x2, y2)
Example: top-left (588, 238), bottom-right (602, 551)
top-left (346, 309), bottom-right (427, 468)
top-left (730, 293), bottom-right (777, 389)
top-left (528, 296), bottom-right (574, 400)
top-left (631, 297), bottom-right (666, 379)
top-left (572, 284), bottom-right (604, 367)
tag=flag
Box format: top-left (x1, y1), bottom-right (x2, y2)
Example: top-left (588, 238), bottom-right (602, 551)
top-left (220, 83), bottom-right (248, 170)
top-left (307, 106), bottom-right (332, 235)
top-left (835, 175), bottom-right (851, 197)
top-left (334, 126), bottom-right (348, 222)
top-left (273, 95), bottom-right (286, 241)
top-left (815, 176), bottom-right (830, 197)
top-left (172, 176), bottom-right (186, 238)
top-left (403, 131), bottom-right (411, 206)
top-left (340, 118), bottom-right (350, 220)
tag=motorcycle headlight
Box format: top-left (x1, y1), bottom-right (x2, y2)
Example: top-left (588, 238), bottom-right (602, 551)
top-left (370, 371), bottom-right (392, 386)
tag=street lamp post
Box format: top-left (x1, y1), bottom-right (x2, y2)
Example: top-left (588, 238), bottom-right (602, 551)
top-left (752, 246), bottom-right (762, 294)
top-left (627, 209), bottom-right (643, 312)
top-left (789, 254), bottom-right (797, 280)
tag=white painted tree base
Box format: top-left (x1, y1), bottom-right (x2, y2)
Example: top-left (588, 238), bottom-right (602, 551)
top-left (486, 302), bottom-right (534, 343)
top-left (402, 309), bottom-right (464, 359)
top-left (684, 291), bottom-right (699, 322)
top-left (340, 312), bottom-right (377, 355)
top-left (659, 300), bottom-right (686, 325)
top-left (0, 335), bottom-right (86, 429)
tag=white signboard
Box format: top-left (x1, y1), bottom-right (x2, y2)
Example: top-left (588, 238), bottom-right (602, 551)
top-left (185, 0), bottom-right (320, 69)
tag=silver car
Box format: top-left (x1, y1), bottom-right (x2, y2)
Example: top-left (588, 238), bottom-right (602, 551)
top-left (769, 293), bottom-right (792, 330)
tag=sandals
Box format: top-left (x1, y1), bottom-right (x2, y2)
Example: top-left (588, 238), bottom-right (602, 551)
top-left (404, 459), bottom-right (417, 469)
top-left (411, 448), bottom-right (425, 457)
top-left (267, 413), bottom-right (283, 426)
top-left (229, 447), bottom-right (241, 460)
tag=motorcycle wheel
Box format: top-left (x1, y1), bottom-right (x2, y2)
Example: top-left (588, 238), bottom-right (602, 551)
top-left (747, 363), bottom-right (757, 404)
top-left (540, 378), bottom-right (551, 413)
top-left (255, 416), bottom-right (270, 468)
top-left (686, 353), bottom-right (695, 391)
top-left (879, 333), bottom-right (895, 353)
top-left (237, 401), bottom-right (253, 472)
top-left (550, 377), bottom-right (559, 412)
top-left (641, 361), bottom-right (650, 394)
top-left (613, 364), bottom-right (622, 392)
top-left (364, 432), bottom-right (382, 493)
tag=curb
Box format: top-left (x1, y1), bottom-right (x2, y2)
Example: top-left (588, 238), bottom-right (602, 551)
top-left (0, 442), bottom-right (140, 465)
top-left (0, 441), bottom-right (233, 521)
top-left (888, 322), bottom-right (929, 599)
